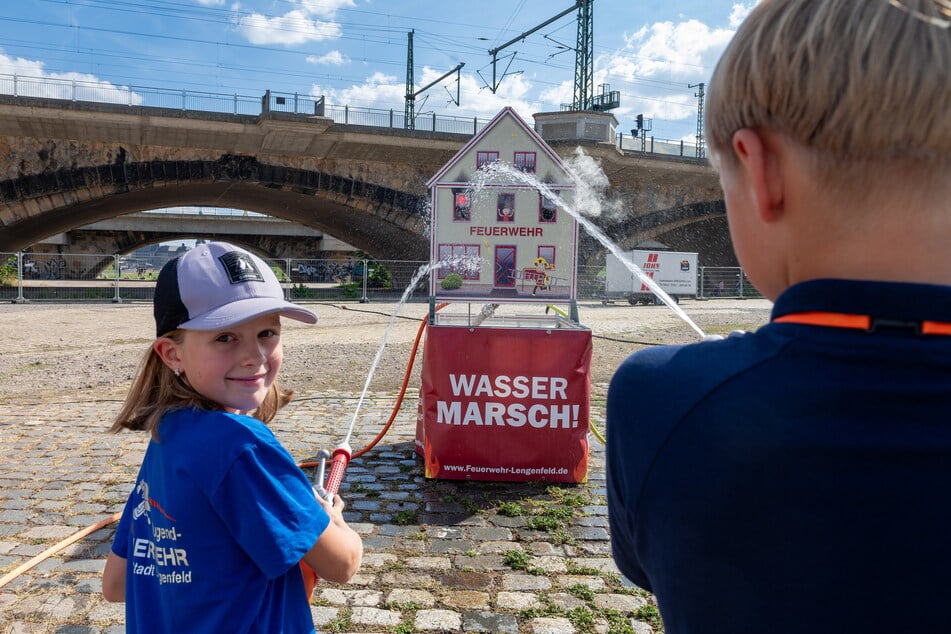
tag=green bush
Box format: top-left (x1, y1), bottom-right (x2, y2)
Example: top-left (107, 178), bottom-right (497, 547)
top-left (271, 265), bottom-right (288, 282)
top-left (290, 283), bottom-right (319, 299)
top-left (368, 264), bottom-right (392, 289)
top-left (0, 256), bottom-right (17, 287)
top-left (441, 272), bottom-right (463, 290)
top-left (338, 282), bottom-right (362, 298)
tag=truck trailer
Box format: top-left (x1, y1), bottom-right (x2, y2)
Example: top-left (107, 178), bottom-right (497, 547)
top-left (604, 249), bottom-right (699, 305)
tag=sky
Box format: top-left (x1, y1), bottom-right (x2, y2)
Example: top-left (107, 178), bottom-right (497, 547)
top-left (0, 0), bottom-right (758, 145)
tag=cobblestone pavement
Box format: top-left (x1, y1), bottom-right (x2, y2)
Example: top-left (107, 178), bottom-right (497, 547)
top-left (0, 385), bottom-right (660, 634)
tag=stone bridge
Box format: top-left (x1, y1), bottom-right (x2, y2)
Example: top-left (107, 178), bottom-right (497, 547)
top-left (0, 95), bottom-right (732, 266)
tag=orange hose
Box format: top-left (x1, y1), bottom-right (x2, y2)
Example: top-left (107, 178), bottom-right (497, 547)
top-left (2, 305), bottom-right (446, 589)
top-left (0, 512), bottom-right (123, 589)
top-left (299, 303), bottom-right (447, 466)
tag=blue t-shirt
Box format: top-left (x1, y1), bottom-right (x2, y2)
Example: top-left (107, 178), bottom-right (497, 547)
top-left (607, 279), bottom-right (951, 634)
top-left (111, 408), bottom-right (329, 633)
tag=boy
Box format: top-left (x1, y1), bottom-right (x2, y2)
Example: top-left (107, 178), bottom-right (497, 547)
top-left (606, 1), bottom-right (951, 633)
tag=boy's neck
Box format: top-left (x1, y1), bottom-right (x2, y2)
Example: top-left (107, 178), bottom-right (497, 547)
top-left (787, 184), bottom-right (951, 288)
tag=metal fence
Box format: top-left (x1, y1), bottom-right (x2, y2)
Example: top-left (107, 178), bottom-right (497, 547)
top-left (0, 72), bottom-right (705, 158)
top-left (264, 91), bottom-right (486, 136)
top-left (1, 252), bottom-right (760, 304)
top-left (617, 132), bottom-right (703, 159)
top-left (698, 267), bottom-right (763, 299)
top-left (0, 72), bottom-right (491, 134)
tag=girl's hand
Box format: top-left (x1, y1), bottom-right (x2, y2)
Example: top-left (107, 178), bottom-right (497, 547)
top-left (304, 493), bottom-right (363, 583)
top-left (316, 492), bottom-right (347, 527)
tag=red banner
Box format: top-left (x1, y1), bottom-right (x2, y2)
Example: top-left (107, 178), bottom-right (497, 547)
top-left (418, 324), bottom-right (591, 483)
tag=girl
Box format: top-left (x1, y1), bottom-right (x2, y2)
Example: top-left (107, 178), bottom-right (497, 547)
top-left (102, 241), bottom-right (362, 633)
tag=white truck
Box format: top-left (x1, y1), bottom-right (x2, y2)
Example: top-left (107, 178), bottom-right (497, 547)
top-left (604, 249), bottom-right (698, 305)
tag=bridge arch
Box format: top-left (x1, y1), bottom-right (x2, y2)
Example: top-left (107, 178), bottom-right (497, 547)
top-left (0, 154), bottom-right (430, 261)
top-left (576, 199), bottom-right (729, 265)
top-left (0, 96), bottom-right (734, 267)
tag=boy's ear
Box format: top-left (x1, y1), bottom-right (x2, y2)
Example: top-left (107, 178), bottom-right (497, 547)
top-left (153, 336), bottom-right (182, 370)
top-left (731, 128), bottom-right (785, 222)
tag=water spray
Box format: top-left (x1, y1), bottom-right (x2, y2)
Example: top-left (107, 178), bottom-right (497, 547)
top-left (300, 266), bottom-right (442, 597)
top-left (471, 303), bottom-right (500, 327)
top-left (473, 159), bottom-right (708, 339)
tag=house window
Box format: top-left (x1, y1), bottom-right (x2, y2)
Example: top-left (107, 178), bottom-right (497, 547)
top-left (538, 246), bottom-right (556, 266)
top-left (497, 193), bottom-right (515, 222)
top-left (476, 151), bottom-right (499, 170)
top-left (437, 243), bottom-right (481, 280)
top-left (514, 151), bottom-right (536, 173)
top-left (453, 189), bottom-right (471, 221)
top-left (539, 194), bottom-right (557, 223)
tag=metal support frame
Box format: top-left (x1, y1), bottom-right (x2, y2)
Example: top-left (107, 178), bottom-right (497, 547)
top-left (405, 31), bottom-right (415, 129)
top-left (572, 0), bottom-right (594, 111)
top-left (14, 252), bottom-right (27, 304)
top-left (112, 254), bottom-right (122, 303)
top-left (484, 1), bottom-right (612, 112)
top-left (689, 82), bottom-right (705, 159)
top-left (405, 31), bottom-right (465, 131)
top-left (485, 2), bottom-right (581, 94)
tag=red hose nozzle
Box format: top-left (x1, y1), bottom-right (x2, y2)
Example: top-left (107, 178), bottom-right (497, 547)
top-left (314, 442), bottom-right (352, 502)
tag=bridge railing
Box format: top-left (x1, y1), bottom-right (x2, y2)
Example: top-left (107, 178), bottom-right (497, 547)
top-left (0, 72), bottom-right (702, 156)
top-left (0, 72), bottom-right (488, 133)
top-left (1, 251), bottom-right (761, 304)
top-left (616, 132), bottom-right (703, 159)
top-left (263, 91), bottom-right (487, 135)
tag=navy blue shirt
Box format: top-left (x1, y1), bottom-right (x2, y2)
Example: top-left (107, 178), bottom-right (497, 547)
top-left (607, 279), bottom-right (951, 633)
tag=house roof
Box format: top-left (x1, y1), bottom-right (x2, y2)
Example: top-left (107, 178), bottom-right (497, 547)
top-left (426, 106), bottom-right (571, 188)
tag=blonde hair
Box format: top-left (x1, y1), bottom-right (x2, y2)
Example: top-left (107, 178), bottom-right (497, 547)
top-left (110, 330), bottom-right (292, 436)
top-left (706, 0), bottom-right (951, 178)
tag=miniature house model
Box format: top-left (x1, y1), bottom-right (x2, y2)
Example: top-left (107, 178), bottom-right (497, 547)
top-left (427, 107), bottom-right (578, 303)
top-left (419, 107), bottom-right (591, 484)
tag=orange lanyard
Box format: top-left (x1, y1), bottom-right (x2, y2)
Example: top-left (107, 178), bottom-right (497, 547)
top-left (773, 311), bottom-right (951, 336)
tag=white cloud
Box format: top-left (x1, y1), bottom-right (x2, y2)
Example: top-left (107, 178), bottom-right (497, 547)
top-left (581, 13), bottom-right (739, 138)
top-left (311, 72), bottom-right (403, 110)
top-left (537, 80), bottom-right (574, 112)
top-left (195, 0), bottom-right (225, 6)
top-left (310, 66), bottom-right (546, 125)
top-left (455, 70), bottom-right (541, 122)
top-left (237, 9), bottom-right (342, 45)
top-left (306, 50), bottom-right (350, 65)
top-left (234, 0), bottom-right (355, 46)
top-left (729, 2), bottom-right (758, 28)
top-left (303, 5), bottom-right (752, 138)
top-left (616, 19), bottom-right (734, 80)
top-left (299, 0), bottom-right (356, 19)
top-left (0, 52), bottom-right (143, 105)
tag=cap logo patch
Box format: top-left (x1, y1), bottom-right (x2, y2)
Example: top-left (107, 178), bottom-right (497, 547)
top-left (219, 251), bottom-right (265, 284)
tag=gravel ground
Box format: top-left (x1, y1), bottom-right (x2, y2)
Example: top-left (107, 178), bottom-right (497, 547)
top-left (0, 297), bottom-right (775, 633)
top-left (0, 298), bottom-right (773, 405)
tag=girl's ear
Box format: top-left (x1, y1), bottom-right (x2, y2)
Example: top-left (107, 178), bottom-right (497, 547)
top-left (153, 336), bottom-right (182, 371)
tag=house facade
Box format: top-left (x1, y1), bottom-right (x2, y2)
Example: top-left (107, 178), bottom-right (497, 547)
top-left (427, 107), bottom-right (578, 302)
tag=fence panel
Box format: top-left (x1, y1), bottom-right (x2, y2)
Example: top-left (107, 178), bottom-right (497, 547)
top-left (283, 259), bottom-right (432, 304)
top-left (12, 252), bottom-right (121, 302)
top-left (366, 260), bottom-right (431, 303)
top-left (2, 253), bottom-right (763, 305)
top-left (284, 258), bottom-right (355, 302)
top-left (618, 134), bottom-right (701, 158)
top-left (576, 265), bottom-right (605, 301)
top-left (0, 252), bottom-right (20, 302)
top-left (698, 267), bottom-right (763, 299)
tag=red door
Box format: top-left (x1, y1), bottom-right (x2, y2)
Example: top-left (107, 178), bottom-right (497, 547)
top-left (494, 246), bottom-right (516, 288)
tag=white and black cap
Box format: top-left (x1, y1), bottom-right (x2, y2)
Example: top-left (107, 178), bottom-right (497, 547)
top-left (154, 241), bottom-right (317, 337)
